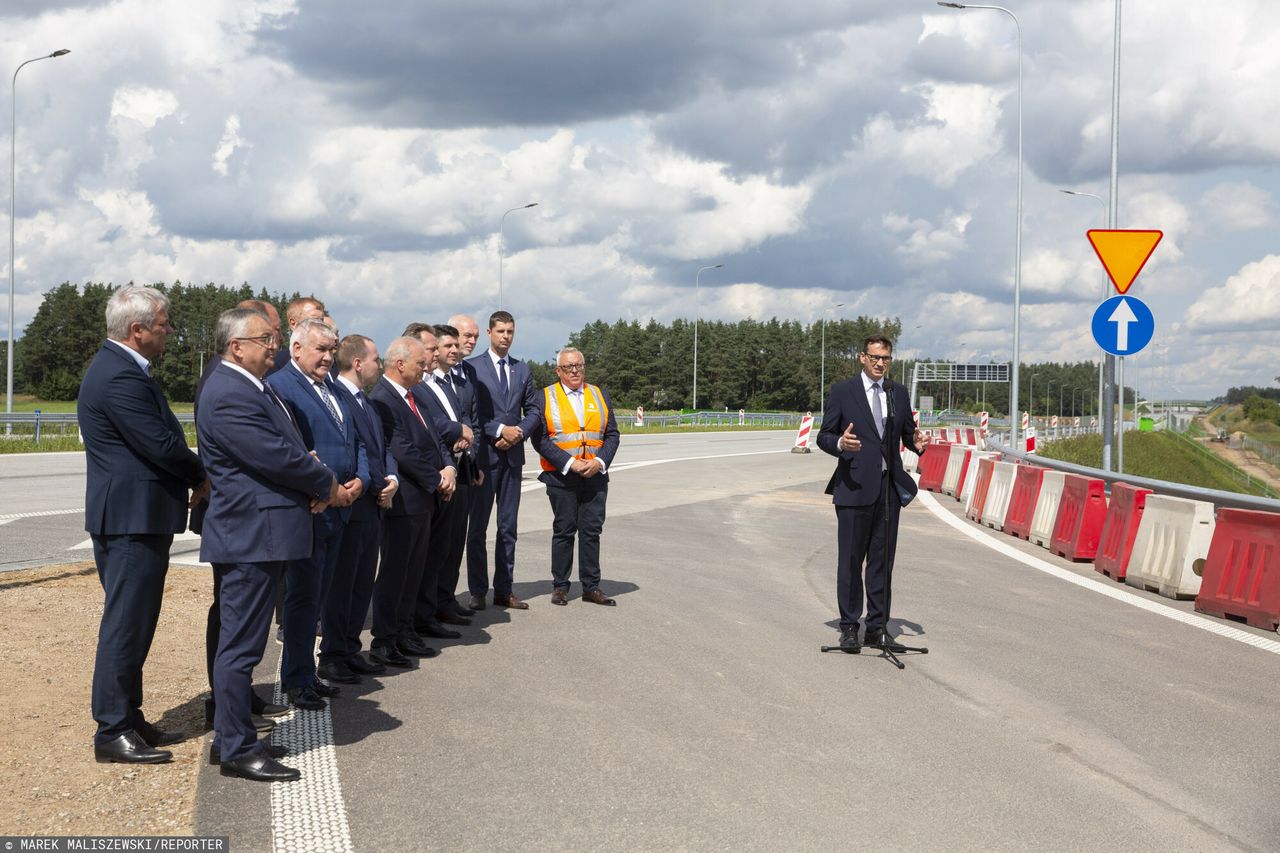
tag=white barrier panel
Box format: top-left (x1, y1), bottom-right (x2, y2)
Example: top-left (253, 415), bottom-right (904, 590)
top-left (1124, 494), bottom-right (1215, 600)
top-left (941, 445), bottom-right (969, 498)
top-left (980, 460), bottom-right (1018, 531)
top-left (1029, 470), bottom-right (1066, 548)
top-left (901, 448), bottom-right (920, 473)
top-left (961, 452), bottom-right (998, 514)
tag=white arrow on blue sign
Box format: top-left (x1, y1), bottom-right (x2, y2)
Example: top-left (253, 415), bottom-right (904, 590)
top-left (1091, 295), bottom-right (1154, 356)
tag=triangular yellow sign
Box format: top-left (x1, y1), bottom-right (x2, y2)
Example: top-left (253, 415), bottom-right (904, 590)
top-left (1086, 229), bottom-right (1162, 294)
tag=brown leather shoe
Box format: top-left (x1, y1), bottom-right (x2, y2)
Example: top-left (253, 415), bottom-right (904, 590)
top-left (493, 592), bottom-right (529, 610)
top-left (582, 589), bottom-right (616, 606)
top-left (551, 588), bottom-right (569, 606)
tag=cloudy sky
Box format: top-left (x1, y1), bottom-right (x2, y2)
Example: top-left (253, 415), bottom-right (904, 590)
top-left (3, 0), bottom-right (1279, 399)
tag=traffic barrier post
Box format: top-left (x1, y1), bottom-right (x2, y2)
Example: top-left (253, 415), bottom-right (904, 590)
top-left (966, 456), bottom-right (997, 523)
top-left (918, 441), bottom-right (951, 492)
top-left (1050, 474), bottom-right (1109, 561)
top-left (791, 412), bottom-right (814, 453)
top-left (1003, 463), bottom-right (1046, 540)
top-left (1094, 482), bottom-right (1153, 581)
top-left (941, 445), bottom-right (972, 499)
top-left (981, 460), bottom-right (1018, 531)
top-left (1125, 494), bottom-right (1214, 600)
top-left (1030, 471), bottom-right (1066, 548)
top-left (1194, 508), bottom-right (1280, 631)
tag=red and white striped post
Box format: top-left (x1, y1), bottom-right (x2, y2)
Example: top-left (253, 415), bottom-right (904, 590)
top-left (792, 411), bottom-right (815, 454)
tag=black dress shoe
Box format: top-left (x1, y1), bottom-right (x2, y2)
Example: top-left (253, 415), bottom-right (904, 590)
top-left (210, 741), bottom-right (287, 766)
top-left (863, 628), bottom-right (885, 649)
top-left (451, 601), bottom-right (476, 617)
top-left (467, 593), bottom-right (487, 611)
top-left (317, 660), bottom-right (362, 684)
top-left (415, 620), bottom-right (462, 639)
top-left (137, 721), bottom-right (186, 748)
top-left (311, 679), bottom-right (341, 698)
top-left (370, 644), bottom-right (413, 668)
top-left (346, 653), bottom-right (386, 675)
top-left (252, 714), bottom-right (276, 734)
top-left (435, 610), bottom-right (472, 626)
top-left (839, 626), bottom-right (862, 653)
top-left (397, 635), bottom-right (439, 658)
top-left (94, 731), bottom-right (172, 764)
top-left (255, 700), bottom-right (290, 719)
top-left (219, 751), bottom-right (300, 782)
top-left (287, 686), bottom-right (327, 711)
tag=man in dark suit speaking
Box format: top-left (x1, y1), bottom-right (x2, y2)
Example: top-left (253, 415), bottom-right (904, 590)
top-left (198, 307), bottom-right (339, 782)
top-left (80, 285), bottom-right (207, 765)
top-left (817, 334), bottom-right (928, 652)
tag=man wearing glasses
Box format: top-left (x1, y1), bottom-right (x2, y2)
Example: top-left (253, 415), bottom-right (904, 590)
top-left (530, 347), bottom-right (622, 606)
top-left (817, 334), bottom-right (928, 652)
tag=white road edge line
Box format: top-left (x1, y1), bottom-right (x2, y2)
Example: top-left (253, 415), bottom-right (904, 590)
top-left (1, 507), bottom-right (84, 521)
top-left (518, 448), bottom-right (791, 492)
top-left (269, 655), bottom-right (354, 853)
top-left (916, 486), bottom-right (1280, 657)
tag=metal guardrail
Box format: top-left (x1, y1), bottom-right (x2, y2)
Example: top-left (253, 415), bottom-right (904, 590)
top-left (1241, 435), bottom-right (1280, 469)
top-left (986, 435), bottom-right (1280, 513)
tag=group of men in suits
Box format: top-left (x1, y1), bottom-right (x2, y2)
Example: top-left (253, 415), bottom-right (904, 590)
top-left (84, 291), bottom-right (625, 783)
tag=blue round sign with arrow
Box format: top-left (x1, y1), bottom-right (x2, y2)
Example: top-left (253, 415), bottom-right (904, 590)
top-left (1091, 295), bottom-right (1154, 356)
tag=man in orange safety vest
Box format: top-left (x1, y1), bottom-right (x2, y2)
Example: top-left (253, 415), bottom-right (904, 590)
top-left (530, 347), bottom-right (622, 606)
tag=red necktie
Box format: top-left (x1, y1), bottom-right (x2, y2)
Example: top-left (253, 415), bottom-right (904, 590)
top-left (405, 390), bottom-right (428, 428)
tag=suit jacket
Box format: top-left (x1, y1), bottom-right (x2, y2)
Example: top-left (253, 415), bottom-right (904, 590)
top-left (530, 384), bottom-right (621, 491)
top-left (817, 376), bottom-right (922, 508)
top-left (78, 342), bottom-right (205, 535)
top-left (332, 379), bottom-right (398, 521)
top-left (417, 374), bottom-right (478, 483)
top-left (466, 350), bottom-right (540, 468)
top-left (196, 362), bottom-right (335, 563)
top-left (368, 376), bottom-right (454, 517)
top-left (267, 363), bottom-right (370, 522)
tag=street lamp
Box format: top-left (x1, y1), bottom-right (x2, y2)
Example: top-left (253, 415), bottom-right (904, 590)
top-left (819, 302), bottom-right (845, 406)
top-left (938, 2), bottom-right (1023, 451)
top-left (1028, 372), bottom-right (1040, 423)
top-left (692, 263), bottom-right (722, 410)
top-left (8, 48), bottom-right (70, 415)
top-left (497, 202), bottom-right (537, 310)
top-left (1059, 188), bottom-right (1109, 451)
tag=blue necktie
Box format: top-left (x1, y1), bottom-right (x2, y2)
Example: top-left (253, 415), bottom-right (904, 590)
top-left (498, 358), bottom-right (509, 395)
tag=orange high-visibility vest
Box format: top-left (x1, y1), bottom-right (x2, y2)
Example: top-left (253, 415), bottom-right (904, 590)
top-left (540, 382), bottom-right (609, 472)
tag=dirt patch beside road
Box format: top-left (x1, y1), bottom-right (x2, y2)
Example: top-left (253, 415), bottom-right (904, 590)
top-left (1195, 416), bottom-right (1280, 493)
top-left (0, 561), bottom-right (211, 836)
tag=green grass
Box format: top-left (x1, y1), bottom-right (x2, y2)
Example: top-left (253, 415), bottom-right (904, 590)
top-left (3, 395), bottom-right (194, 414)
top-left (1036, 431), bottom-right (1275, 497)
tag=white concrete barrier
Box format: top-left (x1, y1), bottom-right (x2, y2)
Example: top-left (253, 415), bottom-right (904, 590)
top-left (980, 460), bottom-right (1017, 531)
top-left (1029, 470), bottom-right (1066, 548)
top-left (901, 448), bottom-right (919, 473)
top-left (1124, 494), bottom-right (1215, 600)
top-left (941, 445), bottom-right (970, 498)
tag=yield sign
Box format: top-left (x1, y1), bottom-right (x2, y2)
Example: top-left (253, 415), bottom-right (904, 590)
top-left (1086, 229), bottom-right (1163, 294)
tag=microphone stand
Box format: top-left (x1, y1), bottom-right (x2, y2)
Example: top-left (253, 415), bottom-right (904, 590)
top-left (821, 375), bottom-right (928, 669)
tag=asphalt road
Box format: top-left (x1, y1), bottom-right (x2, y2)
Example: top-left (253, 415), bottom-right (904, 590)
top-left (6, 433), bottom-right (1279, 850)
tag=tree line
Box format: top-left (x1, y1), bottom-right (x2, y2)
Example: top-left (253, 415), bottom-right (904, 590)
top-left (3, 280), bottom-right (1153, 414)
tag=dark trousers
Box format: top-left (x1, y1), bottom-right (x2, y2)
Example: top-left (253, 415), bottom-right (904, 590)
top-left (546, 481), bottom-right (608, 592)
top-left (834, 474), bottom-right (901, 632)
top-left (212, 560), bottom-right (283, 762)
top-left (321, 504), bottom-right (380, 664)
top-left (90, 533), bottom-right (172, 744)
top-left (373, 511), bottom-right (431, 646)
top-left (435, 480), bottom-right (472, 611)
top-left (280, 509), bottom-right (345, 690)
top-left (467, 461), bottom-right (521, 596)
top-left (417, 491), bottom-right (460, 623)
top-left (204, 578), bottom-right (269, 714)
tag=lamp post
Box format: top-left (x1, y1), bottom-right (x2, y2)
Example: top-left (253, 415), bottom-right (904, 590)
top-left (497, 202), bottom-right (537, 310)
top-left (692, 263), bottom-right (722, 410)
top-left (1029, 372), bottom-right (1040, 426)
top-left (1059, 188), bottom-right (1109, 456)
top-left (819, 301), bottom-right (845, 406)
top-left (938, 2), bottom-right (1023, 452)
top-left (1046, 379), bottom-right (1057, 424)
top-left (8, 48), bottom-right (70, 415)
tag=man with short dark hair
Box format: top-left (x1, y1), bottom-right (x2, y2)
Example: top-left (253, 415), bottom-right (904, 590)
top-left (466, 310), bottom-right (541, 610)
top-left (817, 334), bottom-right (928, 652)
top-left (80, 285), bottom-right (208, 765)
top-left (325, 335), bottom-right (399, 681)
